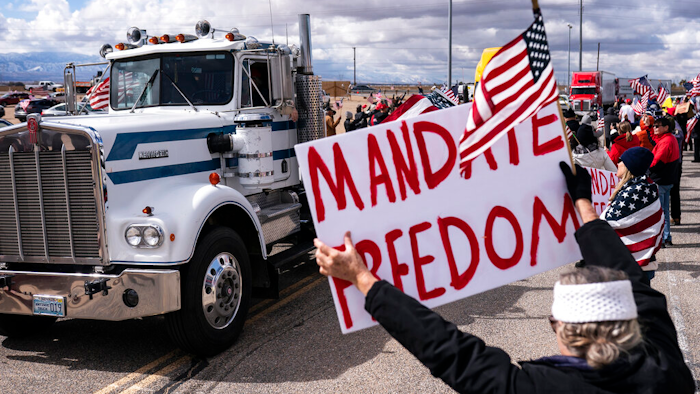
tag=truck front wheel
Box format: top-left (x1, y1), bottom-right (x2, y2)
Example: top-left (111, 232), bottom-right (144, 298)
top-left (165, 227), bottom-right (252, 357)
top-left (0, 314), bottom-right (57, 337)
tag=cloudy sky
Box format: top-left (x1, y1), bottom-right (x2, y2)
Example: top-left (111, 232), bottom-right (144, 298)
top-left (1, 0), bottom-right (699, 84)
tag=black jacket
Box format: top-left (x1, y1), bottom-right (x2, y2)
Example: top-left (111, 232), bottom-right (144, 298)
top-left (344, 119), bottom-right (356, 133)
top-left (364, 219), bottom-right (694, 393)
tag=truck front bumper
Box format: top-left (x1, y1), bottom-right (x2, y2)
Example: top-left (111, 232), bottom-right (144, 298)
top-left (0, 269), bottom-right (180, 320)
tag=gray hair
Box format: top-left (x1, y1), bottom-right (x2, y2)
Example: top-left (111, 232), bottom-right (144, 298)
top-left (556, 266), bottom-right (642, 369)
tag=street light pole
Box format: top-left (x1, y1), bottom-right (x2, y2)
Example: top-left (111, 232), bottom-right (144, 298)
top-left (567, 23), bottom-right (572, 89)
top-left (579, 0), bottom-right (583, 71)
top-left (353, 47), bottom-right (356, 85)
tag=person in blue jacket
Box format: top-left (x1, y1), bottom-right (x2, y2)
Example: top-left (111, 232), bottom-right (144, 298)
top-left (314, 162), bottom-right (694, 394)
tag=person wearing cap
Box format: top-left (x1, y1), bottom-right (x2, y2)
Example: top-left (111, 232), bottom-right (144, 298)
top-left (603, 147), bottom-right (660, 280)
top-left (608, 121), bottom-right (640, 165)
top-left (369, 102), bottom-right (390, 126)
top-left (344, 111), bottom-right (356, 133)
top-left (325, 108), bottom-right (341, 137)
top-left (619, 99), bottom-right (635, 123)
top-left (314, 163), bottom-right (694, 393)
top-left (649, 116), bottom-right (679, 246)
top-left (572, 124), bottom-right (617, 171)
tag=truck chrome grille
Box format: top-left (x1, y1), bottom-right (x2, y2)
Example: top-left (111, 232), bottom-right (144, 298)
top-left (0, 149), bottom-right (100, 262)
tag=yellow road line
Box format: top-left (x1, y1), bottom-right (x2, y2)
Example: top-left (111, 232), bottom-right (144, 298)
top-left (93, 350), bottom-right (180, 394)
top-left (119, 355), bottom-right (192, 394)
top-left (95, 275), bottom-right (325, 394)
top-left (248, 277), bottom-right (326, 324)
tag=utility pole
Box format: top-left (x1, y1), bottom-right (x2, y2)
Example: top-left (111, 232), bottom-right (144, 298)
top-left (448, 0), bottom-right (453, 87)
top-left (596, 42), bottom-right (600, 71)
top-left (579, 0), bottom-right (583, 71)
top-left (567, 23), bottom-right (572, 89)
top-left (353, 47), bottom-right (356, 85)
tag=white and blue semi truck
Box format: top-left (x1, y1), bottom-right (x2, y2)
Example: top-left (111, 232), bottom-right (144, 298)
top-left (0, 14), bottom-right (324, 356)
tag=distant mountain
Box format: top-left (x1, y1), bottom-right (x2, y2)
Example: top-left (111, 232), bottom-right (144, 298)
top-left (0, 52), bottom-right (105, 83)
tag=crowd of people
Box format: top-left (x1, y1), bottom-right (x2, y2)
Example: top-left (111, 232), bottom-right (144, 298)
top-left (312, 84), bottom-right (698, 391)
top-left (566, 96), bottom-right (695, 261)
top-left (325, 100), bottom-right (394, 136)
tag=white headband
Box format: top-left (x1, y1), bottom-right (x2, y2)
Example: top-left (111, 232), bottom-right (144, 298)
top-left (551, 280), bottom-right (637, 323)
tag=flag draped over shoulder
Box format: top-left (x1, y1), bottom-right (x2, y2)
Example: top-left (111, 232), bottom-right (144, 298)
top-left (603, 175), bottom-right (663, 266)
top-left (458, 11), bottom-right (558, 173)
top-left (87, 77), bottom-right (110, 110)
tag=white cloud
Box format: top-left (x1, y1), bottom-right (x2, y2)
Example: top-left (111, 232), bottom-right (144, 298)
top-left (1, 0), bottom-right (700, 83)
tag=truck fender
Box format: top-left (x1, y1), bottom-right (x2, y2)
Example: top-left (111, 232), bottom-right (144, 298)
top-left (107, 179), bottom-right (266, 265)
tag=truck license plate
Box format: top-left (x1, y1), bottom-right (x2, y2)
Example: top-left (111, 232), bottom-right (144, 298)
top-left (32, 295), bottom-right (66, 317)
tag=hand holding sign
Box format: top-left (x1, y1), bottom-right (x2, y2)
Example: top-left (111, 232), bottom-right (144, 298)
top-left (315, 232), bottom-right (378, 296)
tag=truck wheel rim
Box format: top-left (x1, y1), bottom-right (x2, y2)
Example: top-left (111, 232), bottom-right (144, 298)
top-left (202, 252), bottom-right (242, 329)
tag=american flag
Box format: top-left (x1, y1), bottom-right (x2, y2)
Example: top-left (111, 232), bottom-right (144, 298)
top-left (565, 124), bottom-right (573, 140)
top-left (683, 82), bottom-right (695, 97)
top-left (657, 83), bottom-right (669, 104)
top-left (442, 85), bottom-right (459, 104)
top-left (381, 89), bottom-right (456, 123)
top-left (628, 76), bottom-right (656, 99)
top-left (367, 93), bottom-right (376, 104)
top-left (641, 90), bottom-right (650, 112)
top-left (687, 112), bottom-right (700, 142)
top-left (632, 97), bottom-right (644, 115)
top-left (603, 175), bottom-right (664, 266)
top-left (596, 108), bottom-right (604, 132)
top-left (458, 11), bottom-right (558, 171)
top-left (87, 77), bottom-right (109, 110)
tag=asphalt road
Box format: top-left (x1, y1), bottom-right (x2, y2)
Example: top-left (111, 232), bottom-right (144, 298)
top-left (1, 153), bottom-right (700, 393)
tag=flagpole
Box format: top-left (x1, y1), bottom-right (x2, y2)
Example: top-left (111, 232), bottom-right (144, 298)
top-left (557, 101), bottom-right (577, 175)
top-left (531, 0), bottom-right (540, 13)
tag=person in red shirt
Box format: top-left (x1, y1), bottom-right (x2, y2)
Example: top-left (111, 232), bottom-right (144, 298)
top-left (608, 121), bottom-right (640, 165)
top-left (649, 116), bottom-right (680, 246)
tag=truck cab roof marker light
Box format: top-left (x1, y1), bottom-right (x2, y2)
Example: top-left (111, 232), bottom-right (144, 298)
top-left (148, 36), bottom-right (161, 45)
top-left (115, 43), bottom-right (137, 51)
top-left (176, 34), bottom-right (198, 43)
top-left (225, 28), bottom-right (246, 42)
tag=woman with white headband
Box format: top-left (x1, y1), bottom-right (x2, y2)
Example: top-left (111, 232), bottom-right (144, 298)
top-left (314, 162), bottom-right (694, 393)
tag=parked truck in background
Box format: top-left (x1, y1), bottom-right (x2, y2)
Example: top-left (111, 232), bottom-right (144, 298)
top-left (569, 71), bottom-right (616, 115)
top-left (74, 71), bottom-right (105, 93)
top-left (25, 81), bottom-right (63, 93)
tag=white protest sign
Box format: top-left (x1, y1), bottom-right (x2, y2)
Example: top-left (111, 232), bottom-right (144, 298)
top-left (587, 167), bottom-right (620, 217)
top-left (295, 102), bottom-right (583, 333)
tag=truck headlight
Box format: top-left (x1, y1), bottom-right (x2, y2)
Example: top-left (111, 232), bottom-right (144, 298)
top-left (125, 225), bottom-right (164, 248)
top-left (143, 226), bottom-right (163, 247)
top-left (126, 227), bottom-right (142, 246)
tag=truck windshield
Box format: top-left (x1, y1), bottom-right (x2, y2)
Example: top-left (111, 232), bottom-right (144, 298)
top-left (111, 52), bottom-right (234, 110)
top-left (571, 87), bottom-right (596, 95)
